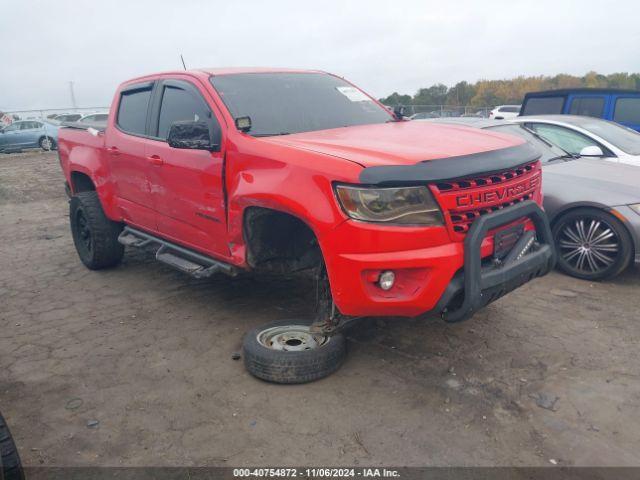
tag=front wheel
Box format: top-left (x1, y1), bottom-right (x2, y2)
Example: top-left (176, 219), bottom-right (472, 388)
top-left (553, 208), bottom-right (633, 280)
top-left (243, 320), bottom-right (347, 384)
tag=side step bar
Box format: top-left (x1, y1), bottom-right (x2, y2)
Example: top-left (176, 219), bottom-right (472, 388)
top-left (118, 226), bottom-right (238, 279)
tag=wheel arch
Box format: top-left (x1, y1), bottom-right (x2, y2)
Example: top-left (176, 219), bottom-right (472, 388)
top-left (548, 201), bottom-right (613, 227)
top-left (242, 206), bottom-right (325, 274)
top-left (70, 170), bottom-right (96, 193)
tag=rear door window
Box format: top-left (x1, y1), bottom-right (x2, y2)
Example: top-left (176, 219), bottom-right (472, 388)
top-left (521, 96), bottom-right (564, 115)
top-left (568, 96), bottom-right (605, 117)
top-left (117, 83), bottom-right (153, 136)
top-left (613, 97), bottom-right (640, 124)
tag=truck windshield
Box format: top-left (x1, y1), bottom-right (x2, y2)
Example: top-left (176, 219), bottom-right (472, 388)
top-left (210, 72), bottom-right (392, 136)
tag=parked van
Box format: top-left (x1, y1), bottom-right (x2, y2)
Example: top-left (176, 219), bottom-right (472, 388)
top-left (520, 88), bottom-right (640, 132)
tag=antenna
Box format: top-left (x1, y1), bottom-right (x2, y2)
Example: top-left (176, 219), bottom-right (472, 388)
top-left (180, 54), bottom-right (187, 71)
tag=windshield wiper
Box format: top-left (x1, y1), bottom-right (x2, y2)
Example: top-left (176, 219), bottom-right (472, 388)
top-left (251, 132), bottom-right (291, 137)
top-left (547, 154), bottom-right (579, 163)
top-left (520, 124), bottom-right (577, 158)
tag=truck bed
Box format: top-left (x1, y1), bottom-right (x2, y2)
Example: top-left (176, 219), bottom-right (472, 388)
top-left (58, 125), bottom-right (107, 186)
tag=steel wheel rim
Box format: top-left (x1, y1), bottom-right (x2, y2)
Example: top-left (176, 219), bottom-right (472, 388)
top-left (558, 217), bottom-right (619, 274)
top-left (76, 210), bottom-right (92, 253)
top-left (257, 325), bottom-right (329, 352)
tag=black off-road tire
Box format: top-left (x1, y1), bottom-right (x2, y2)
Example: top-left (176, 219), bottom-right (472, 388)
top-left (0, 412), bottom-right (25, 480)
top-left (553, 208), bottom-right (633, 281)
top-left (39, 136), bottom-right (56, 151)
top-left (70, 191), bottom-right (124, 270)
top-left (243, 320), bottom-right (347, 384)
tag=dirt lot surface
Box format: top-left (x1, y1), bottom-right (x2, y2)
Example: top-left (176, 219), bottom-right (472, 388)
top-left (1, 150), bottom-right (639, 467)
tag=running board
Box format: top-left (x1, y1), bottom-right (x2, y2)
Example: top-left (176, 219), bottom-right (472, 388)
top-left (117, 226), bottom-right (237, 278)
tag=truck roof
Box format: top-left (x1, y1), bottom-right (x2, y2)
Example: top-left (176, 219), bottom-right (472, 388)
top-left (196, 67), bottom-right (325, 76)
top-left (123, 67), bottom-right (327, 84)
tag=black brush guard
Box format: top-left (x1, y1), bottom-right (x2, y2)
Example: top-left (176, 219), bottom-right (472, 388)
top-left (436, 200), bottom-right (556, 323)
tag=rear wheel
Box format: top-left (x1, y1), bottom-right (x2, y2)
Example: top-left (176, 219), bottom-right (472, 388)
top-left (70, 191), bottom-right (124, 270)
top-left (39, 136), bottom-right (56, 151)
top-left (553, 208), bottom-right (633, 280)
top-left (0, 412), bottom-right (25, 480)
top-left (243, 320), bottom-right (347, 384)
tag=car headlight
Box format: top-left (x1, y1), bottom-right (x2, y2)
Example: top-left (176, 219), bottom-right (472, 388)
top-left (629, 203), bottom-right (640, 215)
top-left (335, 185), bottom-right (444, 225)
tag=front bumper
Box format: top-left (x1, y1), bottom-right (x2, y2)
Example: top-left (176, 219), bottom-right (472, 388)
top-left (324, 201), bottom-right (555, 320)
top-left (436, 200), bottom-right (555, 322)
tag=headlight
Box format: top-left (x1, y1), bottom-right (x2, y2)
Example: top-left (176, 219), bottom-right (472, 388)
top-left (629, 203), bottom-right (640, 215)
top-left (335, 185), bottom-right (444, 225)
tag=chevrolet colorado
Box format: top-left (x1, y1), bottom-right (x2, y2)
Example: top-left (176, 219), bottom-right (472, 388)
top-left (58, 68), bottom-right (555, 383)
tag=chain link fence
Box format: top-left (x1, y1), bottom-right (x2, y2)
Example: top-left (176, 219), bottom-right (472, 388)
top-left (397, 105), bottom-right (493, 118)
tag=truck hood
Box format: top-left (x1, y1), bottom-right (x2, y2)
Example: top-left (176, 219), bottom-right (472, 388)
top-left (260, 121), bottom-right (524, 167)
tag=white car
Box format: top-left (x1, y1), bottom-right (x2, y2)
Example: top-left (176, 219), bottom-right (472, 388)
top-left (489, 105), bottom-right (521, 119)
top-left (78, 112), bottom-right (109, 125)
top-left (511, 115), bottom-right (640, 167)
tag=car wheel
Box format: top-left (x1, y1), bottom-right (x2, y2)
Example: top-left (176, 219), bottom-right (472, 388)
top-left (243, 320), bottom-right (347, 384)
top-left (39, 136), bottom-right (56, 151)
top-left (0, 412), bottom-right (25, 480)
top-left (553, 208), bottom-right (633, 280)
top-left (70, 191), bottom-right (124, 270)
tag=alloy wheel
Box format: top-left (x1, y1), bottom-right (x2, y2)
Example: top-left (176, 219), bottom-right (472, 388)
top-left (557, 217), bottom-right (619, 274)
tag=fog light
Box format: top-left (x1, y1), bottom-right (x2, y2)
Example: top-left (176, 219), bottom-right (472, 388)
top-left (378, 270), bottom-right (395, 291)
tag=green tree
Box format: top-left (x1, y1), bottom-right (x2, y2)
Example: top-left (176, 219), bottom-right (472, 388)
top-left (379, 92), bottom-right (413, 106)
top-left (413, 84), bottom-right (448, 106)
top-left (445, 81), bottom-right (476, 106)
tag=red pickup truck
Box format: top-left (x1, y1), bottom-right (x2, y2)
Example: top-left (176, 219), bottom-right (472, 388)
top-left (59, 68), bottom-right (555, 383)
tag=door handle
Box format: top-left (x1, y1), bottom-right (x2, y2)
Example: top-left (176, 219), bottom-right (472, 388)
top-left (148, 154), bottom-right (164, 166)
top-left (106, 146), bottom-right (120, 156)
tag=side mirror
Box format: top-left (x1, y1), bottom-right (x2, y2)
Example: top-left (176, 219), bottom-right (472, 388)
top-left (579, 145), bottom-right (604, 157)
top-left (167, 121), bottom-right (216, 151)
top-left (393, 105), bottom-right (406, 121)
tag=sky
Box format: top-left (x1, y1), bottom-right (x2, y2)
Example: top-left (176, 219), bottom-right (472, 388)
top-left (2, 0), bottom-right (639, 111)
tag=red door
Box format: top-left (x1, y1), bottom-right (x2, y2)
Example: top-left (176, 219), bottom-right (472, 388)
top-left (144, 78), bottom-right (229, 259)
top-left (106, 81), bottom-right (158, 231)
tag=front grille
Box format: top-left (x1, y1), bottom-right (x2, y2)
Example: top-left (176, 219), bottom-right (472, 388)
top-left (435, 162), bottom-right (536, 192)
top-left (430, 161), bottom-right (541, 238)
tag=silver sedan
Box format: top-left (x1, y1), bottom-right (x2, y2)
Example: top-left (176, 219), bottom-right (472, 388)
top-left (423, 117), bottom-right (640, 280)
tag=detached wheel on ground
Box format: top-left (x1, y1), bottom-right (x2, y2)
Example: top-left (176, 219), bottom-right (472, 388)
top-left (70, 191), bottom-right (124, 270)
top-left (0, 412), bottom-right (25, 480)
top-left (243, 320), bottom-right (347, 384)
top-left (553, 208), bottom-right (633, 280)
top-left (39, 136), bottom-right (56, 151)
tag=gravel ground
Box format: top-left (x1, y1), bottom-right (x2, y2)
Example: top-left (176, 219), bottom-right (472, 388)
top-left (1, 150), bottom-right (639, 467)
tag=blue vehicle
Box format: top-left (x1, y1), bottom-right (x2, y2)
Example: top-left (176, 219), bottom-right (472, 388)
top-left (520, 88), bottom-right (640, 132)
top-left (0, 120), bottom-right (59, 152)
